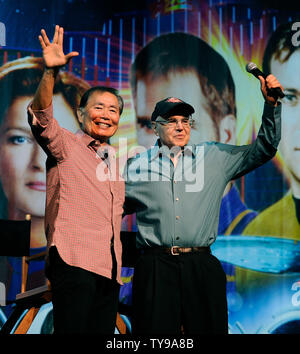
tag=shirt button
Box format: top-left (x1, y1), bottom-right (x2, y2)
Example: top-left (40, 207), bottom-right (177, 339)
top-left (175, 197), bottom-right (179, 201)
top-left (176, 216), bottom-right (180, 220)
top-left (174, 180), bottom-right (177, 184)
top-left (176, 236), bottom-right (180, 240)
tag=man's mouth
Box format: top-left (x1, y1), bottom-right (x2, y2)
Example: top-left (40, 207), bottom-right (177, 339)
top-left (94, 121), bottom-right (111, 128)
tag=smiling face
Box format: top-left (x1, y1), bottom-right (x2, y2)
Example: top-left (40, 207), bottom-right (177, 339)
top-left (270, 50), bottom-right (300, 189)
top-left (78, 90), bottom-right (121, 143)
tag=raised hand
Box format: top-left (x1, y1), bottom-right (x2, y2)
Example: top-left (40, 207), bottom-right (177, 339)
top-left (258, 74), bottom-right (284, 106)
top-left (39, 25), bottom-right (79, 69)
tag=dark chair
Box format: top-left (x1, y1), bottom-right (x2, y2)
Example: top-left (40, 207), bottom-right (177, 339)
top-left (0, 216), bottom-right (50, 334)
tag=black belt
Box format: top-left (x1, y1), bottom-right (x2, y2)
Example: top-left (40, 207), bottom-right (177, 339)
top-left (139, 246), bottom-right (211, 256)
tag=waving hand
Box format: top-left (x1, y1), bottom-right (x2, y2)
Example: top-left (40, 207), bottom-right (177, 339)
top-left (31, 25), bottom-right (79, 110)
top-left (39, 25), bottom-right (79, 68)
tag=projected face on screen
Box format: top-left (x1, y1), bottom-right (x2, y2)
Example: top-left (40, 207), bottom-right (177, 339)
top-left (131, 33), bottom-right (236, 150)
top-left (0, 94), bottom-right (79, 219)
top-left (270, 50), bottom-right (300, 190)
top-left (0, 57), bottom-right (90, 248)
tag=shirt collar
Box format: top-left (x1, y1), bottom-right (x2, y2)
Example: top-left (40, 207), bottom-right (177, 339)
top-left (75, 129), bottom-right (95, 146)
top-left (149, 139), bottom-right (196, 162)
top-left (75, 129), bottom-right (116, 158)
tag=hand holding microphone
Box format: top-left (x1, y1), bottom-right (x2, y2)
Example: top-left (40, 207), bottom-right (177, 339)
top-left (246, 62), bottom-right (284, 106)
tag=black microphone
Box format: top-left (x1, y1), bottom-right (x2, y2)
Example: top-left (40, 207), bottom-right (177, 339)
top-left (246, 62), bottom-right (285, 98)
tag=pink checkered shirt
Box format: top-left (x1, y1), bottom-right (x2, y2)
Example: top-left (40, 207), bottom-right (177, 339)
top-left (28, 103), bottom-right (125, 284)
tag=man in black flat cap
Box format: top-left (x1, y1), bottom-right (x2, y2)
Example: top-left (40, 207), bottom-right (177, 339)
top-left (124, 74), bottom-right (283, 334)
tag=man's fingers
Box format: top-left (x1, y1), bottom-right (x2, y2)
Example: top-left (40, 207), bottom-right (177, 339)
top-left (57, 26), bottom-right (64, 47)
top-left (258, 75), bottom-right (265, 83)
top-left (38, 35), bottom-right (46, 49)
top-left (265, 75), bottom-right (284, 91)
top-left (258, 75), bottom-right (265, 89)
top-left (40, 29), bottom-right (50, 46)
top-left (52, 25), bottom-right (59, 44)
top-left (41, 25), bottom-right (64, 48)
top-left (65, 52), bottom-right (79, 62)
top-left (39, 25), bottom-right (78, 66)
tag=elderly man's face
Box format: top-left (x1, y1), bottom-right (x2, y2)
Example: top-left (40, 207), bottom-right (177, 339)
top-left (153, 115), bottom-right (191, 148)
top-left (78, 91), bottom-right (120, 143)
top-left (134, 70), bottom-right (218, 148)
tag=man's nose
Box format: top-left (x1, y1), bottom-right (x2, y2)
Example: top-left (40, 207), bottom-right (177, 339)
top-left (175, 121), bottom-right (184, 130)
top-left (101, 108), bottom-right (111, 119)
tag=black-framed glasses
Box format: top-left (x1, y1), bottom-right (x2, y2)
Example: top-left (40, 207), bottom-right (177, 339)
top-left (155, 117), bottom-right (194, 128)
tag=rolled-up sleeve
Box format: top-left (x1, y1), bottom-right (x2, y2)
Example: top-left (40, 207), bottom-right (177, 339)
top-left (28, 102), bottom-right (69, 162)
top-left (28, 102), bottom-right (54, 127)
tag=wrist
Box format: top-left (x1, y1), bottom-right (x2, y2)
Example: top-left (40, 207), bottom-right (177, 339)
top-left (265, 98), bottom-right (278, 107)
top-left (44, 66), bottom-right (59, 77)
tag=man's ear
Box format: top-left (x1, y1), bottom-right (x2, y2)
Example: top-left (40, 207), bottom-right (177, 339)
top-left (219, 114), bottom-right (236, 144)
top-left (77, 108), bottom-right (84, 125)
top-left (152, 122), bottom-right (159, 136)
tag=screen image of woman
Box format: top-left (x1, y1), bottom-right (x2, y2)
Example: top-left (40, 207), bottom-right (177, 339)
top-left (0, 56), bottom-right (90, 320)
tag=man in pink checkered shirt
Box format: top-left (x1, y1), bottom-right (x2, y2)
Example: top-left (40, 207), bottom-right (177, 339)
top-left (27, 25), bottom-right (125, 334)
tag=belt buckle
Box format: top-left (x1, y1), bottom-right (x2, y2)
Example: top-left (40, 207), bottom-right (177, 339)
top-left (171, 246), bottom-right (180, 255)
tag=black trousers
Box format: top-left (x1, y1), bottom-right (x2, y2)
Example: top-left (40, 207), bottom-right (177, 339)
top-left (132, 250), bottom-right (228, 335)
top-left (47, 247), bottom-right (120, 334)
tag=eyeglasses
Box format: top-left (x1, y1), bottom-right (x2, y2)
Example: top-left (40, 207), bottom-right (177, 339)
top-left (155, 117), bottom-right (194, 128)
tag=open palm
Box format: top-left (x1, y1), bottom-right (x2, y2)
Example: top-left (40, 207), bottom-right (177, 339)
top-left (39, 25), bottom-right (79, 68)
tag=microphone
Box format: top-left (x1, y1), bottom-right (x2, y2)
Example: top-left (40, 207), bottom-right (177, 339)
top-left (246, 62), bottom-right (285, 98)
